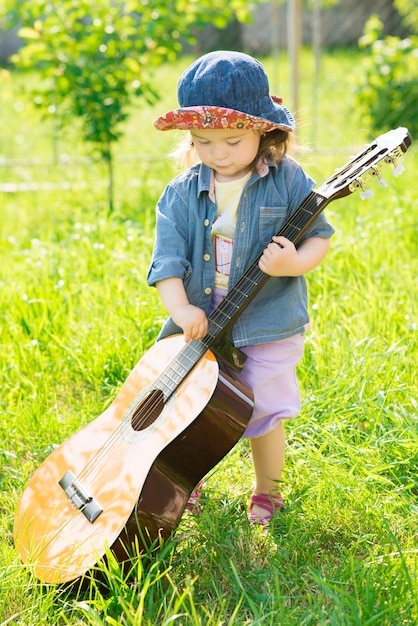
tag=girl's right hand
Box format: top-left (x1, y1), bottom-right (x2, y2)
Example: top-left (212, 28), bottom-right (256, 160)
top-left (171, 304), bottom-right (208, 342)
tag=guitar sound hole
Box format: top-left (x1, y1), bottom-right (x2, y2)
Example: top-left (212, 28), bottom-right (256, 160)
top-left (130, 389), bottom-right (165, 431)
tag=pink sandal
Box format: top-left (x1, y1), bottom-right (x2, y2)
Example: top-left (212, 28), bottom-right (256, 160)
top-left (185, 481), bottom-right (203, 515)
top-left (248, 492), bottom-right (285, 526)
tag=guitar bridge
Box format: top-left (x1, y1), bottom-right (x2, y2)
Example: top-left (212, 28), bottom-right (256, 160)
top-left (58, 470), bottom-right (103, 523)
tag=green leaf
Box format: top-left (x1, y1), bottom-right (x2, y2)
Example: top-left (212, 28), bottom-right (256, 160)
top-left (17, 26), bottom-right (41, 39)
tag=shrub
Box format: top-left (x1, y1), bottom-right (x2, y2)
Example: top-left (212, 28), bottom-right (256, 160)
top-left (352, 14), bottom-right (418, 137)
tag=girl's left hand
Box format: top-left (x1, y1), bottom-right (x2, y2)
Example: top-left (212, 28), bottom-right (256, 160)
top-left (258, 236), bottom-right (301, 277)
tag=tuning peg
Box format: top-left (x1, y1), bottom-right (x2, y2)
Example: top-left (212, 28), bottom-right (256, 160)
top-left (360, 188), bottom-right (374, 200)
top-left (384, 151), bottom-right (406, 177)
top-left (371, 166), bottom-right (388, 188)
top-left (393, 163), bottom-right (405, 177)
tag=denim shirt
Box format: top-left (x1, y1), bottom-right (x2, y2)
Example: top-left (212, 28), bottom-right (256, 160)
top-left (147, 157), bottom-right (334, 347)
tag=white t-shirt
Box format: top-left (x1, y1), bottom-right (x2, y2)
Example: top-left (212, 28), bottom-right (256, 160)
top-left (212, 172), bottom-right (251, 290)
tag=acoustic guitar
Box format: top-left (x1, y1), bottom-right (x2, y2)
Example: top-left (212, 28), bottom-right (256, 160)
top-left (14, 127), bottom-right (411, 584)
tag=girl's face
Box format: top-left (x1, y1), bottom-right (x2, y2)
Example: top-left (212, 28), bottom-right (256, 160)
top-left (190, 128), bottom-right (261, 182)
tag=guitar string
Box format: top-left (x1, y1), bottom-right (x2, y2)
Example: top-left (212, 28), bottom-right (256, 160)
top-left (73, 191), bottom-right (327, 487)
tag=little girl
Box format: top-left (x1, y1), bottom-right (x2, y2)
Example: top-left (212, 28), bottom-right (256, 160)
top-left (147, 50), bottom-right (334, 526)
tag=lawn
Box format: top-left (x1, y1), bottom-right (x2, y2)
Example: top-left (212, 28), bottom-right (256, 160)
top-left (0, 49), bottom-right (417, 625)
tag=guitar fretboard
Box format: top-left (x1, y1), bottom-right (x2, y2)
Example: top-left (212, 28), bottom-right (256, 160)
top-left (156, 190), bottom-right (329, 399)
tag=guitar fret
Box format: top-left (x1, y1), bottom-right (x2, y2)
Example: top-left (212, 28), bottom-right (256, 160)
top-left (184, 343), bottom-right (207, 360)
top-left (282, 224), bottom-right (302, 239)
top-left (156, 343), bottom-right (206, 395)
top-left (158, 366), bottom-right (185, 392)
top-left (241, 276), bottom-right (261, 289)
top-left (208, 315), bottom-right (228, 333)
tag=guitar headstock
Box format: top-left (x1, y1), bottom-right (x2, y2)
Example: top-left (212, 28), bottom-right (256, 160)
top-left (317, 127), bottom-right (412, 201)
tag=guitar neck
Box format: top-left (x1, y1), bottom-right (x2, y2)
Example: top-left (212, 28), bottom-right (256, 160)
top-left (204, 189), bottom-right (329, 343)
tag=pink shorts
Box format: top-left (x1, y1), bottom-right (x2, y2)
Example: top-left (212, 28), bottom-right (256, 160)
top-left (209, 288), bottom-right (304, 439)
top-left (237, 334), bottom-right (305, 439)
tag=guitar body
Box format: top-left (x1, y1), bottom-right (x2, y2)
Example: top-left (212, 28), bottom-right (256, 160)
top-left (14, 335), bottom-right (253, 584)
top-left (14, 127), bottom-right (412, 585)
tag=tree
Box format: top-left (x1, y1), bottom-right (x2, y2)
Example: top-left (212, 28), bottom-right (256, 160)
top-left (4, 0), bottom-right (256, 211)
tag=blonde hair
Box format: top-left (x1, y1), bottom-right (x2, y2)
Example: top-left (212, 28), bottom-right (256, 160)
top-left (171, 129), bottom-right (292, 171)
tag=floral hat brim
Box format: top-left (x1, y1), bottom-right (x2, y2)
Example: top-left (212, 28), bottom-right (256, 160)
top-left (153, 100), bottom-right (294, 133)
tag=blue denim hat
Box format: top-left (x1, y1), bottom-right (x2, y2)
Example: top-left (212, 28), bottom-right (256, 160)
top-left (154, 50), bottom-right (295, 132)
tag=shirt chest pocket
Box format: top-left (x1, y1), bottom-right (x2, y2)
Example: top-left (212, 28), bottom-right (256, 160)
top-left (259, 206), bottom-right (287, 245)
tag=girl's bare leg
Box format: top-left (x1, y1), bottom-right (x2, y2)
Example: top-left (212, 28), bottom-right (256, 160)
top-left (249, 421), bottom-right (285, 520)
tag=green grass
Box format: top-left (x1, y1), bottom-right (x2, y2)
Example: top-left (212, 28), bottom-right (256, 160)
top-left (1, 50), bottom-right (417, 625)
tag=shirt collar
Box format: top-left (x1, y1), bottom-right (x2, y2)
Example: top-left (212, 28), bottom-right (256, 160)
top-left (197, 158), bottom-right (271, 203)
